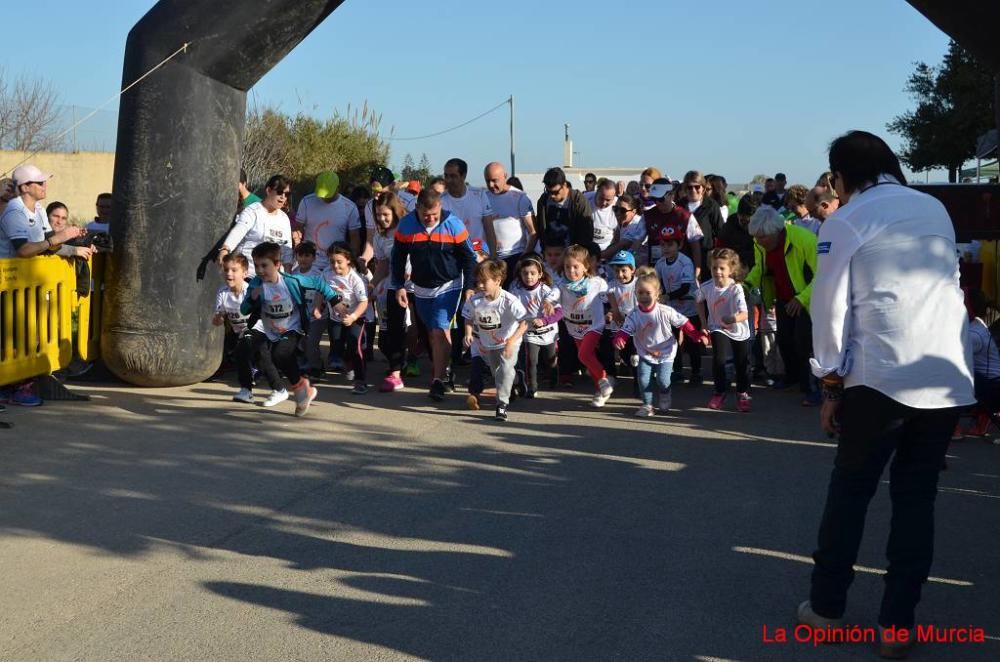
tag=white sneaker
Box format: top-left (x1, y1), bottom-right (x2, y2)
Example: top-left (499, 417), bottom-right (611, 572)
top-left (232, 388), bottom-right (254, 404)
top-left (635, 404), bottom-right (654, 417)
top-left (590, 391), bottom-right (609, 408)
top-left (262, 389), bottom-right (289, 407)
top-left (598, 377), bottom-right (614, 399)
top-left (294, 385), bottom-right (317, 417)
top-left (630, 354), bottom-right (640, 368)
top-left (658, 393), bottom-right (672, 412)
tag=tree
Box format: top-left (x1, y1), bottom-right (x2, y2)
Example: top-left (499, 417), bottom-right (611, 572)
top-left (241, 99), bottom-right (389, 194)
top-left (0, 68), bottom-right (62, 152)
top-left (400, 152), bottom-right (433, 183)
top-left (400, 153), bottom-right (417, 180)
top-left (887, 41), bottom-right (995, 182)
top-left (418, 153), bottom-right (432, 180)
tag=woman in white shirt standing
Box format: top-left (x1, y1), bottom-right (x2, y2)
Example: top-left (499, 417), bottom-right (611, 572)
top-left (218, 174), bottom-right (295, 276)
top-left (798, 131), bottom-right (974, 657)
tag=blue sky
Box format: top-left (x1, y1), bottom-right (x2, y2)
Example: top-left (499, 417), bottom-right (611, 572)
top-left (4, 0), bottom-right (952, 185)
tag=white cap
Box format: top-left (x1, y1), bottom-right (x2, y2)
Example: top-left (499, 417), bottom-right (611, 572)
top-left (12, 164), bottom-right (52, 186)
top-left (648, 180), bottom-right (675, 199)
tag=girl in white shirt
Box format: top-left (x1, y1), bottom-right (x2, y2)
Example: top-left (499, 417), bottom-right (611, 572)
top-left (323, 244), bottom-right (370, 394)
top-left (508, 254), bottom-right (563, 398)
top-left (559, 244), bottom-right (613, 408)
top-left (613, 267), bottom-right (707, 416)
top-left (697, 248), bottom-right (752, 412)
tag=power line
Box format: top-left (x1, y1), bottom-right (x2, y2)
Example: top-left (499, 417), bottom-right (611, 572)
top-left (386, 98), bottom-right (509, 141)
top-left (2, 41), bottom-right (193, 176)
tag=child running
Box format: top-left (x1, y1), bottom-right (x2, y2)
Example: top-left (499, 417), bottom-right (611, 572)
top-left (293, 241), bottom-right (326, 378)
top-left (239, 241), bottom-right (341, 415)
top-left (462, 259), bottom-right (529, 421)
top-left (654, 226), bottom-right (701, 385)
top-left (369, 190), bottom-right (410, 392)
top-left (323, 243), bottom-right (370, 394)
top-left (213, 253), bottom-right (251, 375)
top-left (508, 254), bottom-right (562, 398)
top-left (606, 250), bottom-right (639, 379)
top-left (697, 248), bottom-right (752, 412)
top-left (560, 244), bottom-right (613, 407)
top-left (614, 267), bottom-right (706, 416)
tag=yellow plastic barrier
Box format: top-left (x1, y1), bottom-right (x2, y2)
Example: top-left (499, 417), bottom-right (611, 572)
top-left (0, 253), bottom-right (104, 386)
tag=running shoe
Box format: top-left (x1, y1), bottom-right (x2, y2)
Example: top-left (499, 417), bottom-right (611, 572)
top-left (525, 390), bottom-right (537, 400)
top-left (379, 374), bottom-right (405, 392)
top-left (635, 404), bottom-right (654, 417)
top-left (495, 403), bottom-right (508, 422)
top-left (345, 369), bottom-right (355, 382)
top-left (737, 392), bottom-right (752, 412)
top-left (404, 360), bottom-right (421, 378)
top-left (351, 382), bottom-right (368, 395)
top-left (688, 373), bottom-right (703, 387)
top-left (429, 379), bottom-right (446, 401)
top-left (262, 389), bottom-right (289, 407)
top-left (232, 388), bottom-right (254, 404)
top-left (11, 382), bottom-right (41, 407)
top-left (630, 354), bottom-right (640, 368)
top-left (294, 385), bottom-right (317, 417)
top-left (658, 393), bottom-right (672, 412)
top-left (598, 377), bottom-right (614, 399)
top-left (707, 393), bottom-right (725, 410)
top-left (590, 390), bottom-right (610, 408)
top-left (466, 394), bottom-right (480, 410)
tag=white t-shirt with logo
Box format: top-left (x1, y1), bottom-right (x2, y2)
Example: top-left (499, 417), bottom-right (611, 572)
top-left (323, 268), bottom-right (369, 323)
top-left (696, 280), bottom-right (750, 341)
top-left (620, 303), bottom-right (689, 364)
top-left (509, 281), bottom-right (562, 346)
top-left (607, 278), bottom-right (637, 332)
top-left (461, 290), bottom-right (528, 351)
top-left (296, 194), bottom-right (361, 269)
top-left (487, 188), bottom-right (534, 258)
top-left (560, 277), bottom-right (608, 340)
top-left (655, 253), bottom-right (697, 316)
top-left (0, 196), bottom-right (50, 258)
top-left (443, 186), bottom-right (494, 251)
top-left (590, 201), bottom-right (618, 251)
top-left (215, 285), bottom-right (250, 335)
top-left (254, 277), bottom-right (301, 340)
top-left (224, 202), bottom-right (293, 276)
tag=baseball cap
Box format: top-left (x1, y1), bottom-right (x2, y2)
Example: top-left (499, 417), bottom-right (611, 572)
top-left (647, 178), bottom-right (675, 199)
top-left (659, 225), bottom-right (682, 243)
top-left (607, 250), bottom-right (635, 268)
top-left (12, 164), bottom-right (52, 186)
top-left (751, 183), bottom-right (765, 194)
top-left (370, 165), bottom-right (394, 187)
top-left (406, 180), bottom-right (421, 194)
top-left (315, 171), bottom-right (340, 199)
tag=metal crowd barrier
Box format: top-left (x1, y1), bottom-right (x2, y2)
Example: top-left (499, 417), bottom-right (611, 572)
top-left (0, 253), bottom-right (104, 386)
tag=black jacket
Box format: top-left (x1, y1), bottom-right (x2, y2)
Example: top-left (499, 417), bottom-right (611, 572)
top-left (535, 189), bottom-right (597, 257)
top-left (677, 196), bottom-right (725, 274)
top-left (718, 216), bottom-right (755, 271)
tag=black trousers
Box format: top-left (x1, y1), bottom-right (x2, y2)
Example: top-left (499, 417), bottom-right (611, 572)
top-left (672, 316), bottom-right (703, 377)
top-left (774, 302), bottom-right (813, 392)
top-left (809, 386), bottom-right (959, 628)
top-left (337, 321), bottom-right (367, 383)
top-left (238, 329), bottom-right (301, 390)
top-left (519, 341), bottom-right (557, 391)
top-left (557, 321), bottom-right (578, 378)
top-left (381, 289), bottom-right (407, 373)
top-left (710, 331), bottom-right (749, 393)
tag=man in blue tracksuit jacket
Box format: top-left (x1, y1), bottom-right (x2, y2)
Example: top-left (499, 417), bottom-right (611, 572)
top-left (391, 188), bottom-right (477, 401)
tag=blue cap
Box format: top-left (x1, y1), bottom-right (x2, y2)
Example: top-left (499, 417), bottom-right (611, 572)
top-left (608, 250), bottom-right (635, 267)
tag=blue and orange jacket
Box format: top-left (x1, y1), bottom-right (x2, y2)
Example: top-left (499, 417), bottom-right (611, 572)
top-left (391, 210), bottom-right (477, 292)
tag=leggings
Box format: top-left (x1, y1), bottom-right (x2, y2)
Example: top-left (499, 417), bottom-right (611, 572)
top-left (520, 341), bottom-right (557, 391)
top-left (337, 321), bottom-right (367, 383)
top-left (711, 331), bottom-right (750, 394)
top-left (557, 320), bottom-right (579, 378)
top-left (238, 329), bottom-right (301, 390)
top-left (672, 316), bottom-right (703, 377)
top-left (574, 331), bottom-right (607, 387)
top-left (381, 289), bottom-right (407, 372)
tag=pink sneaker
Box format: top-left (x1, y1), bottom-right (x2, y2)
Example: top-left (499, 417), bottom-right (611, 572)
top-left (379, 374), bottom-right (405, 392)
top-left (707, 393), bottom-right (725, 410)
top-left (737, 392), bottom-right (752, 412)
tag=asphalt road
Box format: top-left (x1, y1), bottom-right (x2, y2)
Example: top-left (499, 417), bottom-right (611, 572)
top-left (0, 367), bottom-right (997, 661)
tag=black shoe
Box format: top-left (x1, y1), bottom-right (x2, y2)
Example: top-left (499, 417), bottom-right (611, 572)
top-left (495, 403), bottom-right (508, 422)
top-left (525, 390), bottom-right (536, 399)
top-left (688, 373), bottom-right (703, 387)
top-left (513, 369), bottom-right (526, 398)
top-left (429, 379), bottom-right (446, 401)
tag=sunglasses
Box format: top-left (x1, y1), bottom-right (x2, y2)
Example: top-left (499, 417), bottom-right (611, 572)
top-left (685, 184), bottom-right (703, 191)
top-left (612, 206), bottom-right (633, 215)
top-left (640, 182), bottom-right (652, 189)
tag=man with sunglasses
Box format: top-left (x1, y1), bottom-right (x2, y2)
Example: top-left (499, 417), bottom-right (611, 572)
top-left (534, 166), bottom-right (597, 258)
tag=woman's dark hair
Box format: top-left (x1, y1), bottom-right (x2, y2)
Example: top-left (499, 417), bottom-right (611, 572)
top-left (264, 174), bottom-right (293, 193)
top-left (828, 130), bottom-right (907, 194)
top-left (507, 176), bottom-right (524, 190)
top-left (46, 201), bottom-right (68, 216)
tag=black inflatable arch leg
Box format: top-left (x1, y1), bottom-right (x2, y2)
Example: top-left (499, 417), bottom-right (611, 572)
top-left (103, 0), bottom-right (345, 386)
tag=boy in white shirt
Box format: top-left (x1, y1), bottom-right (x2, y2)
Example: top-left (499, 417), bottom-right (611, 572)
top-left (463, 259), bottom-right (529, 421)
top-left (654, 231), bottom-right (702, 385)
top-left (212, 253), bottom-right (251, 375)
top-left (323, 244), bottom-right (370, 394)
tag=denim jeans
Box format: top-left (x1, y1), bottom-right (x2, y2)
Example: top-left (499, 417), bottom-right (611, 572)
top-left (636, 358), bottom-right (673, 406)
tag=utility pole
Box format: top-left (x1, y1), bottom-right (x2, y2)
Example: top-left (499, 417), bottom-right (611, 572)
top-left (509, 95), bottom-right (516, 177)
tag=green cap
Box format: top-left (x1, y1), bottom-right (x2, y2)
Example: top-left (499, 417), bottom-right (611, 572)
top-left (315, 171), bottom-right (340, 199)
